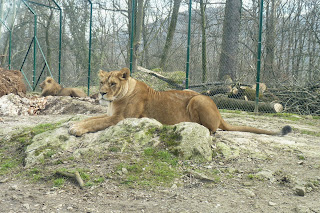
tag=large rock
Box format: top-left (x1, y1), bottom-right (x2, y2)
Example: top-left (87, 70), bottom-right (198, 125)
top-left (24, 117), bottom-right (214, 167)
top-left (0, 94), bottom-right (106, 116)
top-left (169, 122), bottom-right (213, 161)
top-left (0, 93), bottom-right (30, 116)
top-left (40, 96), bottom-right (106, 115)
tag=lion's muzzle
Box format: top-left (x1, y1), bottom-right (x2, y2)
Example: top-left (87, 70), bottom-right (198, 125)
top-left (98, 92), bottom-right (113, 106)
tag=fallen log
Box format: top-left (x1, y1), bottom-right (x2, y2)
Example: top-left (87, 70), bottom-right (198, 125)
top-left (201, 85), bottom-right (232, 96)
top-left (211, 96), bottom-right (283, 113)
top-left (137, 66), bottom-right (184, 89)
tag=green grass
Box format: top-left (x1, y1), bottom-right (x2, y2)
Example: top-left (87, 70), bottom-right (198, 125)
top-left (8, 121), bottom-right (63, 149)
top-left (0, 159), bottom-right (19, 175)
top-left (0, 121), bottom-right (63, 177)
top-left (220, 110), bottom-right (307, 122)
top-left (52, 168), bottom-right (105, 188)
top-left (147, 126), bottom-right (182, 154)
top-left (117, 147), bottom-right (180, 188)
top-left (269, 113), bottom-right (302, 121)
top-left (94, 177), bottom-right (105, 184)
top-left (299, 129), bottom-right (320, 137)
top-left (53, 178), bottom-right (66, 187)
top-left (247, 173), bottom-right (265, 181)
top-left (108, 146), bottom-right (121, 152)
top-left (31, 122), bottom-right (63, 135)
top-left (26, 167), bottom-right (44, 182)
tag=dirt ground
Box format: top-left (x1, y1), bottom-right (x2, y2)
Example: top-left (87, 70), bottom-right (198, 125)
top-left (0, 112), bottom-right (320, 213)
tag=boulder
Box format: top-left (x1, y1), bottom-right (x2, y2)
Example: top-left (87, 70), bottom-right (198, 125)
top-left (24, 117), bottom-right (214, 167)
top-left (168, 122), bottom-right (213, 161)
top-left (0, 94), bottom-right (106, 116)
top-left (0, 93), bottom-right (30, 116)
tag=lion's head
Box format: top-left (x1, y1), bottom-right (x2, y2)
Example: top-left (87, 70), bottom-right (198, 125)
top-left (40, 77), bottom-right (62, 96)
top-left (40, 77), bottom-right (59, 89)
top-left (98, 67), bottom-right (131, 106)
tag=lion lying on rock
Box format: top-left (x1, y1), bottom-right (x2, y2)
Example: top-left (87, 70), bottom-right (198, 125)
top-left (69, 68), bottom-right (291, 136)
top-left (40, 77), bottom-right (86, 97)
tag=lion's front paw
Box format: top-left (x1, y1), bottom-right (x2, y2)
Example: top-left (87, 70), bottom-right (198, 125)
top-left (68, 123), bottom-right (88, 136)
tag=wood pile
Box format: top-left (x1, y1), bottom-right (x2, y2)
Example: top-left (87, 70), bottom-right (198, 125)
top-left (269, 83), bottom-right (320, 115)
top-left (0, 67), bottom-right (27, 97)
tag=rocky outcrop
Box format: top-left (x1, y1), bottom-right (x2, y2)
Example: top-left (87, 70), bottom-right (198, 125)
top-left (0, 94), bottom-right (106, 116)
top-left (24, 117), bottom-right (214, 167)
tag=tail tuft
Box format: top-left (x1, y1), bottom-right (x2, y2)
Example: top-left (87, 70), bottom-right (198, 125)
top-left (281, 125), bottom-right (292, 136)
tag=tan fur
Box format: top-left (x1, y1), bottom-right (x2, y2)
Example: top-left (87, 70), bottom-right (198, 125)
top-left (40, 77), bottom-right (86, 97)
top-left (69, 68), bottom-right (290, 136)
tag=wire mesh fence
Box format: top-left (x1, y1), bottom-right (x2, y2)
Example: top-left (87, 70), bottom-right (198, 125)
top-left (0, 0), bottom-right (319, 115)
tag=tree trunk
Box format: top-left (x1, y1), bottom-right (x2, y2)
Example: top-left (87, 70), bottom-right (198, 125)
top-left (129, 0), bottom-right (144, 73)
top-left (0, 0), bottom-right (4, 40)
top-left (44, 8), bottom-right (54, 75)
top-left (159, 0), bottom-right (181, 71)
top-left (218, 0), bottom-right (242, 81)
top-left (63, 0), bottom-right (90, 82)
top-left (264, 0), bottom-right (276, 82)
top-left (142, 0), bottom-right (150, 68)
top-left (200, 0), bottom-right (207, 83)
top-left (1, 0), bottom-right (20, 66)
top-left (211, 96), bottom-right (283, 113)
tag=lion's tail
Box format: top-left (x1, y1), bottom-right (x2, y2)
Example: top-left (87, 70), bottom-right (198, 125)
top-left (219, 119), bottom-right (292, 136)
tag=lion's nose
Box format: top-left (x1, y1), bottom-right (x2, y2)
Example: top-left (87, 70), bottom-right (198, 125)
top-left (100, 92), bottom-right (107, 96)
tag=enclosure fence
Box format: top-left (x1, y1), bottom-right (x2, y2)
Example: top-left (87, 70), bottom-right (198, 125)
top-left (0, 0), bottom-right (319, 115)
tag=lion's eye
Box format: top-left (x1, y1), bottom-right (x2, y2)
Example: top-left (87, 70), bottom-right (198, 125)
top-left (110, 82), bottom-right (116, 87)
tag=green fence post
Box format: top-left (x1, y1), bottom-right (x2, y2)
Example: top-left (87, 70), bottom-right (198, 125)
top-left (20, 0), bottom-right (63, 90)
top-left (129, 0), bottom-right (135, 74)
top-left (52, 0), bottom-right (62, 84)
top-left (21, 0), bottom-right (38, 90)
top-left (254, 0), bottom-right (264, 113)
top-left (33, 14), bottom-right (37, 90)
top-left (185, 0), bottom-right (192, 89)
top-left (8, 29), bottom-right (12, 69)
top-left (87, 0), bottom-right (93, 96)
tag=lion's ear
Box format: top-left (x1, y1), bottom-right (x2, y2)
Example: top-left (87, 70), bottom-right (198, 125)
top-left (47, 78), bottom-right (52, 83)
top-left (98, 69), bottom-right (107, 79)
top-left (120, 67), bottom-right (130, 80)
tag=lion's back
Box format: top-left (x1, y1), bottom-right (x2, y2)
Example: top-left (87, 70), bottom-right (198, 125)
top-left (58, 88), bottom-right (86, 97)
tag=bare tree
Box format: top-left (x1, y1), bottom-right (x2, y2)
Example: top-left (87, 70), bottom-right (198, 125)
top-left (44, 7), bottom-right (54, 74)
top-left (159, 0), bottom-right (181, 71)
top-left (132, 0), bottom-right (144, 72)
top-left (0, 0), bottom-right (4, 40)
top-left (200, 0), bottom-right (207, 82)
top-left (218, 0), bottom-right (242, 81)
top-left (1, 0), bottom-right (20, 66)
top-left (264, 0), bottom-right (277, 82)
top-left (62, 0), bottom-right (90, 82)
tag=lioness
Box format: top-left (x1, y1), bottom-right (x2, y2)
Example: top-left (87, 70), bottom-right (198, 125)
top-left (69, 67), bottom-right (292, 136)
top-left (40, 77), bottom-right (86, 97)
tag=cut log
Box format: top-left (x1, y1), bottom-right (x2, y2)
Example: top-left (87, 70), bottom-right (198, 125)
top-left (211, 96), bottom-right (283, 113)
top-left (201, 85), bottom-right (232, 96)
top-left (137, 66), bottom-right (184, 89)
top-left (228, 86), bottom-right (263, 101)
top-left (252, 83), bottom-right (267, 94)
top-left (137, 66), bottom-right (166, 78)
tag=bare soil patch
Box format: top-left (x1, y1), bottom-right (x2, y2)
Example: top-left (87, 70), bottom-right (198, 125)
top-left (0, 111), bottom-right (319, 213)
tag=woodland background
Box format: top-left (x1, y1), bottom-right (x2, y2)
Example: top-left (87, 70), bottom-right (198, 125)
top-left (0, 0), bottom-right (320, 114)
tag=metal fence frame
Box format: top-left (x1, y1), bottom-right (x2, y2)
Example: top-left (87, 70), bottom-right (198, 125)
top-left (2, 0), bottom-right (265, 111)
